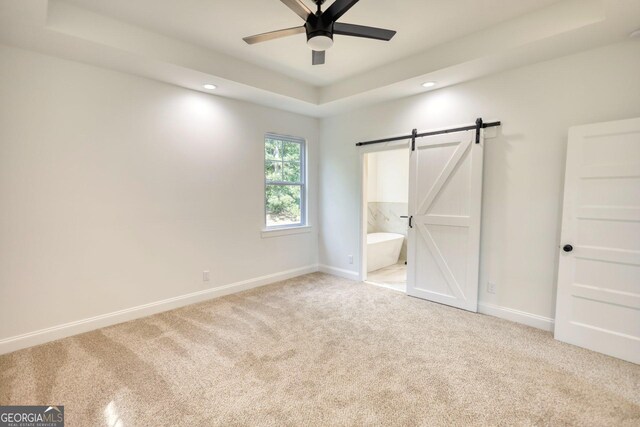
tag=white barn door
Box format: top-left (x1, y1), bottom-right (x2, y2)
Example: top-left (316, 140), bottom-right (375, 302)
top-left (407, 129), bottom-right (483, 312)
top-left (555, 117), bottom-right (640, 364)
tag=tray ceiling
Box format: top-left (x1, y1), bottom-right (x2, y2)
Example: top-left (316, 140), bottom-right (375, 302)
top-left (0, 0), bottom-right (638, 117)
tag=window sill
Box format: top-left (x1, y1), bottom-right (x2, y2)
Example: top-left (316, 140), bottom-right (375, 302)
top-left (261, 225), bottom-right (312, 239)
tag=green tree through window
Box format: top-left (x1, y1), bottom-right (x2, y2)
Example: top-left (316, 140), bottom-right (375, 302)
top-left (265, 134), bottom-right (305, 227)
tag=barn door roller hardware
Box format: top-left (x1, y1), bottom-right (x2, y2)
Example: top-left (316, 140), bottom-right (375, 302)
top-left (475, 118), bottom-right (483, 144)
top-left (355, 118), bottom-right (501, 149)
top-left (411, 128), bottom-right (417, 151)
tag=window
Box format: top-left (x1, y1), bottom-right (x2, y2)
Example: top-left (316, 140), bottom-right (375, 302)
top-left (264, 133), bottom-right (306, 228)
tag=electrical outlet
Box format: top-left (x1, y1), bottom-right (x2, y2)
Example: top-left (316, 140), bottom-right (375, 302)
top-left (348, 254), bottom-right (354, 264)
top-left (487, 282), bottom-right (496, 294)
top-left (203, 271), bottom-right (210, 282)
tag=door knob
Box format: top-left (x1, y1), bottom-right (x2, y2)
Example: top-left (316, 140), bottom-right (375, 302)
top-left (563, 244), bottom-right (573, 253)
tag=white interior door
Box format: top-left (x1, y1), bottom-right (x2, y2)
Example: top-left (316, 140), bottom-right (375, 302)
top-left (555, 117), bottom-right (640, 364)
top-left (407, 129), bottom-right (483, 312)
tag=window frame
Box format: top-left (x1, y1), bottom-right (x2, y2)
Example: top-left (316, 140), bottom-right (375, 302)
top-left (264, 132), bottom-right (307, 230)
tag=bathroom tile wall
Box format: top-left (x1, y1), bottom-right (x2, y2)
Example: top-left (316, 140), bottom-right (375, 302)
top-left (367, 202), bottom-right (409, 260)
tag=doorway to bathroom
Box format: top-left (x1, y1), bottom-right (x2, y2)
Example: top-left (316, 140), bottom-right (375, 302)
top-left (361, 146), bottom-right (409, 292)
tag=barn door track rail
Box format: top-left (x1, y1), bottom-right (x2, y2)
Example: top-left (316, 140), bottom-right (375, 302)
top-left (355, 118), bottom-right (501, 149)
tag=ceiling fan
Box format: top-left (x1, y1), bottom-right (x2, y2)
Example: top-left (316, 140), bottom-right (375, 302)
top-left (243, 0), bottom-right (397, 65)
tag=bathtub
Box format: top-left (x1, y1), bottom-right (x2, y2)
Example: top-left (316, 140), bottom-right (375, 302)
top-left (367, 232), bottom-right (405, 272)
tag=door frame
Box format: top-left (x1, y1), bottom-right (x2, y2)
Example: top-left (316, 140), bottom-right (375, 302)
top-left (358, 140), bottom-right (410, 283)
top-left (357, 122), bottom-right (498, 285)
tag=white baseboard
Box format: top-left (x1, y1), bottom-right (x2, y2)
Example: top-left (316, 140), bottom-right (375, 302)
top-left (478, 302), bottom-right (555, 332)
top-left (318, 264), bottom-right (360, 280)
top-left (0, 264), bottom-right (319, 355)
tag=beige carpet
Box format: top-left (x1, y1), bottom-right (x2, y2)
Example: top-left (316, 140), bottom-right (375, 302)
top-left (1, 273), bottom-right (639, 426)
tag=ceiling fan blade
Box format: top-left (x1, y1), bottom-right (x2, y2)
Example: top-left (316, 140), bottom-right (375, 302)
top-left (243, 26), bottom-right (305, 44)
top-left (333, 22), bottom-right (396, 41)
top-left (312, 50), bottom-right (325, 65)
top-left (322, 0), bottom-right (360, 23)
top-left (280, 0), bottom-right (312, 21)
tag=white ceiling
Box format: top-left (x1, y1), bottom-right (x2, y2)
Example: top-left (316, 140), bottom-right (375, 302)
top-left (61, 0), bottom-right (562, 86)
top-left (0, 0), bottom-right (639, 117)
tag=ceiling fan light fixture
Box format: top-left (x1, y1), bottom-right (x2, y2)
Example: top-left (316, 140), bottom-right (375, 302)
top-left (307, 35), bottom-right (334, 51)
top-left (242, 0), bottom-right (396, 65)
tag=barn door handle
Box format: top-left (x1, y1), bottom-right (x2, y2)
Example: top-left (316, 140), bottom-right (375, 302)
top-left (563, 244), bottom-right (573, 253)
top-left (409, 216), bottom-right (413, 228)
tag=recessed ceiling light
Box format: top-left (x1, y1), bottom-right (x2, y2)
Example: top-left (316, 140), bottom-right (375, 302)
top-left (422, 81), bottom-right (437, 88)
top-left (203, 84), bottom-right (217, 90)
